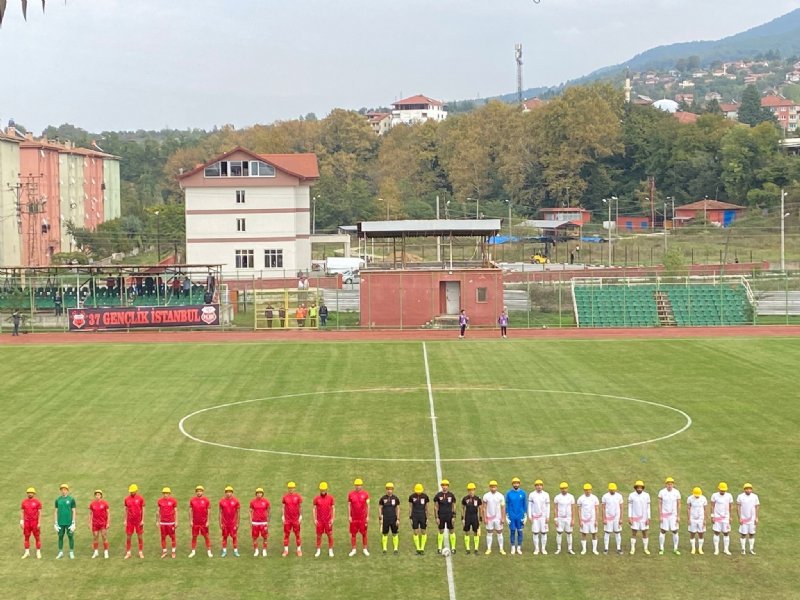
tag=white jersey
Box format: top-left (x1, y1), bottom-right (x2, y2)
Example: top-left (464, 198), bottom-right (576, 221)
top-left (576, 494), bottom-right (599, 525)
top-left (482, 491), bottom-right (505, 520)
top-left (736, 492), bottom-right (760, 524)
top-left (527, 490), bottom-right (550, 520)
top-left (553, 493), bottom-right (575, 520)
top-left (687, 494), bottom-right (708, 521)
top-left (601, 492), bottom-right (624, 522)
top-left (710, 492), bottom-right (733, 522)
top-left (627, 491), bottom-right (651, 522)
top-left (658, 487), bottom-right (681, 518)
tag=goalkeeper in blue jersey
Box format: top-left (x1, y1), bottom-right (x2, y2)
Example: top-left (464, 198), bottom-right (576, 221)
top-left (506, 478), bottom-right (527, 555)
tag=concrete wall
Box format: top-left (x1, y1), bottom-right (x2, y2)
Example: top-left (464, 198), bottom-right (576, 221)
top-left (103, 159), bottom-right (121, 220)
top-left (59, 153), bottom-right (84, 252)
top-left (0, 137), bottom-right (21, 266)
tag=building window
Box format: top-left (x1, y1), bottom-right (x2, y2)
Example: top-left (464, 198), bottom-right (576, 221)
top-left (229, 161), bottom-right (244, 177)
top-left (205, 160), bottom-right (276, 178)
top-left (265, 249), bottom-right (284, 268)
top-left (236, 190), bottom-right (245, 204)
top-left (476, 287), bottom-right (488, 303)
top-left (235, 249), bottom-right (254, 269)
top-left (236, 218), bottom-right (246, 232)
top-left (250, 161), bottom-right (276, 177)
top-left (204, 162), bottom-right (221, 177)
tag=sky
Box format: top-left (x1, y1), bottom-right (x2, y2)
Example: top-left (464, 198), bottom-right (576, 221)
top-left (0, 0), bottom-right (799, 133)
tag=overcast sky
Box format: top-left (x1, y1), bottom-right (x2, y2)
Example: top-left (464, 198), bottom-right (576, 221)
top-left (1, 0), bottom-right (798, 133)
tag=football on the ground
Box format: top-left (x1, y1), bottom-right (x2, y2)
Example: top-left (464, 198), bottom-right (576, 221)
top-left (442, 548), bottom-right (451, 557)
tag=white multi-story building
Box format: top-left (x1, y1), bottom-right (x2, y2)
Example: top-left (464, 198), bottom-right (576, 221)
top-left (179, 147), bottom-right (319, 277)
top-left (390, 94), bottom-right (447, 127)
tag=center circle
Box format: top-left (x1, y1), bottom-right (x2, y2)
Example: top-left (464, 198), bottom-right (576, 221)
top-left (178, 388), bottom-right (691, 462)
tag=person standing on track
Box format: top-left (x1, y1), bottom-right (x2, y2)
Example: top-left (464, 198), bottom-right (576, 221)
top-left (89, 489), bottom-right (110, 559)
top-left (157, 487), bottom-right (178, 559)
top-left (408, 483), bottom-right (430, 555)
top-left (461, 483), bottom-right (482, 554)
top-left (54, 483), bottom-right (77, 560)
top-left (628, 480), bottom-right (651, 555)
top-left (601, 482), bottom-right (624, 555)
top-left (498, 308), bottom-right (509, 338)
top-left (458, 309), bottom-right (469, 338)
top-left (506, 477), bottom-right (527, 555)
top-left (123, 484), bottom-right (145, 559)
top-left (482, 480), bottom-right (506, 555)
top-left (736, 483), bottom-right (760, 555)
top-left (347, 478), bottom-right (370, 557)
top-left (313, 482), bottom-right (335, 558)
top-left (188, 485), bottom-right (213, 558)
top-left (250, 487), bottom-right (270, 557)
top-left (282, 482), bottom-right (303, 557)
top-left (379, 483), bottom-right (401, 555)
top-left (658, 477), bottom-right (682, 556)
top-left (20, 487), bottom-right (42, 559)
top-left (434, 479), bottom-right (457, 555)
top-left (219, 485), bottom-right (241, 557)
top-left (527, 479), bottom-right (550, 555)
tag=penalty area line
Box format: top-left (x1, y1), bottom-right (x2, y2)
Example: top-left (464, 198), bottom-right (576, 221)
top-left (422, 342), bottom-right (457, 600)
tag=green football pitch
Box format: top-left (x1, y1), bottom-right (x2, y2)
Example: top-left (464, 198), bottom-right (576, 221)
top-left (1, 337), bottom-right (797, 600)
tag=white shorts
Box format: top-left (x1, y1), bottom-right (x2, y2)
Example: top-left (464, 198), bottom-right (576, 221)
top-left (660, 516), bottom-right (678, 531)
top-left (603, 519), bottom-right (621, 533)
top-left (629, 519), bottom-right (649, 532)
top-left (555, 518), bottom-right (572, 533)
top-left (579, 521), bottom-right (597, 534)
top-left (738, 522), bottom-right (756, 535)
top-left (712, 519), bottom-right (731, 533)
top-left (688, 520), bottom-right (706, 533)
top-left (530, 517), bottom-right (548, 534)
top-left (485, 518), bottom-right (503, 531)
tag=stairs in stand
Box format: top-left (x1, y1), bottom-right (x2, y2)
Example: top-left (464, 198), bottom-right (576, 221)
top-left (654, 291), bottom-right (676, 327)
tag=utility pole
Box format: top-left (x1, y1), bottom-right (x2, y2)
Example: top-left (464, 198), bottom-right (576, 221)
top-left (515, 44), bottom-right (524, 106)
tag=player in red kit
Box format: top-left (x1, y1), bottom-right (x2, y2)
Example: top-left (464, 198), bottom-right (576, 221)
top-left (88, 489), bottom-right (110, 559)
top-left (249, 487), bottom-right (270, 557)
top-left (20, 487), bottom-right (42, 559)
top-left (313, 482), bottom-right (336, 558)
top-left (348, 478), bottom-right (370, 557)
top-left (219, 485), bottom-right (241, 557)
top-left (188, 485), bottom-right (213, 558)
top-left (123, 483), bottom-right (145, 559)
top-left (157, 487), bottom-right (178, 559)
top-left (282, 481), bottom-right (303, 557)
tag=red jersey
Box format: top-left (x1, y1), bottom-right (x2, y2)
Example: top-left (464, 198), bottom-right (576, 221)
top-left (89, 499), bottom-right (109, 528)
top-left (282, 493), bottom-right (303, 522)
top-left (219, 496), bottom-right (240, 526)
top-left (250, 497), bottom-right (270, 523)
top-left (124, 494), bottom-right (145, 524)
top-left (348, 489), bottom-right (370, 520)
top-left (21, 498), bottom-right (42, 523)
top-left (190, 495), bottom-right (210, 524)
top-left (157, 496), bottom-right (178, 523)
top-left (313, 494), bottom-right (335, 524)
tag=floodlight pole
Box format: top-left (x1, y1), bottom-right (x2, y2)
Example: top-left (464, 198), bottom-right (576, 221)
top-left (436, 195), bottom-right (441, 263)
top-left (781, 188), bottom-right (787, 273)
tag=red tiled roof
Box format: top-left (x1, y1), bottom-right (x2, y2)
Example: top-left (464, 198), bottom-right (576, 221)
top-left (540, 207), bottom-right (590, 213)
top-left (178, 146), bottom-right (319, 181)
top-left (673, 111), bottom-right (699, 124)
top-left (391, 94), bottom-right (443, 107)
top-left (719, 102), bottom-right (739, 113)
top-left (761, 94), bottom-right (794, 108)
top-left (678, 199), bottom-right (745, 211)
top-left (522, 98), bottom-right (545, 110)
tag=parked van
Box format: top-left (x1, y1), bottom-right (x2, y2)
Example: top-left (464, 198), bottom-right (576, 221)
top-left (325, 257), bottom-right (365, 274)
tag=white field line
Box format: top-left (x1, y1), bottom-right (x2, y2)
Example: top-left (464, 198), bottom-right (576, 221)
top-left (422, 342), bottom-right (457, 600)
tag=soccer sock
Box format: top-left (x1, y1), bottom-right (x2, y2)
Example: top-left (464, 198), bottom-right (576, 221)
top-left (362, 532), bottom-right (367, 546)
top-left (631, 537), bottom-right (637, 551)
top-left (517, 529), bottom-right (523, 546)
top-left (749, 537), bottom-right (755, 551)
top-left (437, 532), bottom-right (443, 550)
top-left (691, 538), bottom-right (696, 550)
top-left (659, 532), bottom-right (665, 550)
top-left (161, 534), bottom-right (166, 550)
top-left (566, 533), bottom-right (572, 550)
top-left (316, 534), bottom-right (322, 548)
top-left (382, 535), bottom-right (388, 551)
top-left (497, 534), bottom-right (504, 549)
top-left (449, 533), bottom-right (456, 549)
top-left (542, 534), bottom-right (548, 550)
top-left (673, 533), bottom-right (679, 550)
top-left (58, 530), bottom-right (64, 550)
top-left (556, 532), bottom-right (561, 550)
top-left (740, 537), bottom-right (746, 551)
top-left (222, 537), bottom-right (227, 549)
top-left (103, 540), bottom-right (109, 550)
top-left (615, 533), bottom-right (621, 549)
top-left (126, 536), bottom-right (132, 552)
top-left (475, 534), bottom-right (480, 550)
top-left (592, 539), bottom-right (598, 552)
top-left (191, 536), bottom-right (197, 550)
top-left (604, 533), bottom-right (609, 550)
top-left (509, 529), bottom-right (515, 546)
top-left (699, 537), bottom-right (705, 549)
top-left (392, 535), bottom-right (399, 551)
top-left (464, 535), bottom-right (470, 551)
top-left (581, 539), bottom-right (587, 552)
top-left (93, 541), bottom-right (98, 550)
top-left (204, 535), bottom-right (211, 550)
top-left (351, 533), bottom-right (357, 548)
top-left (36, 536), bottom-right (42, 550)
top-left (643, 537), bottom-right (649, 551)
top-left (487, 533), bottom-right (494, 549)
top-left (534, 535), bottom-right (540, 551)
top-left (413, 534), bottom-right (420, 551)
top-left (24, 538), bottom-right (30, 549)
top-left (723, 536), bottom-right (730, 552)
top-left (327, 533), bottom-right (333, 547)
top-left (138, 537), bottom-right (143, 552)
top-left (232, 533), bottom-right (238, 549)
top-left (713, 534), bottom-right (720, 552)
top-left (421, 534), bottom-right (427, 549)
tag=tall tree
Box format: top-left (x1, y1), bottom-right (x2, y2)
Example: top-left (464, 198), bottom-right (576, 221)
top-left (738, 84), bottom-right (774, 126)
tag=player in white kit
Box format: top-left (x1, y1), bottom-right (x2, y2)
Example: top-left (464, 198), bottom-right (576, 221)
top-left (576, 483), bottom-right (599, 555)
top-left (553, 482), bottom-right (575, 555)
top-left (710, 482), bottom-right (734, 555)
top-left (686, 486), bottom-right (708, 555)
top-left (736, 483), bottom-right (760, 555)
top-left (527, 479), bottom-right (550, 555)
top-left (657, 477), bottom-right (681, 556)
top-left (601, 482), bottom-right (624, 554)
top-left (628, 480), bottom-right (651, 555)
top-left (481, 480), bottom-right (506, 555)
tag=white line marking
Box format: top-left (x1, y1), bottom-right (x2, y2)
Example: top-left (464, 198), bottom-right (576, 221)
top-left (177, 387), bottom-right (692, 462)
top-left (422, 342), bottom-right (457, 600)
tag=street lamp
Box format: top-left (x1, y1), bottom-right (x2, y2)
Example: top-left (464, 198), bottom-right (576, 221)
top-left (602, 196), bottom-right (618, 267)
top-left (154, 210), bottom-right (161, 263)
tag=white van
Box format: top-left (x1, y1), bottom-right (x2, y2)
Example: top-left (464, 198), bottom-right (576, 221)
top-left (326, 257), bottom-right (365, 274)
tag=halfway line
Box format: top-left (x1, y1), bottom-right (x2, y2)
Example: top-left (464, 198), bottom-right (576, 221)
top-left (422, 342), bottom-right (457, 600)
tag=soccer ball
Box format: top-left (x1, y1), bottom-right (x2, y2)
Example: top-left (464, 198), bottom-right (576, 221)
top-left (442, 548), bottom-right (451, 557)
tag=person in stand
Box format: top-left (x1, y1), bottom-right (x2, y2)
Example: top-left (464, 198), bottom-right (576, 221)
top-left (54, 291), bottom-right (63, 316)
top-left (278, 305), bottom-right (286, 328)
top-left (498, 308), bottom-right (509, 339)
top-left (296, 304), bottom-right (307, 328)
top-left (319, 303), bottom-right (328, 328)
top-left (265, 305), bottom-right (274, 328)
top-left (11, 309), bottom-right (21, 336)
top-left (182, 276), bottom-right (192, 298)
top-left (458, 309), bottom-right (469, 339)
top-left (171, 276), bottom-right (181, 299)
top-left (309, 302), bottom-right (318, 328)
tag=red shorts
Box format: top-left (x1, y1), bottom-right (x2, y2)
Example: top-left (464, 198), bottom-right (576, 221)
top-left (192, 524), bottom-right (209, 537)
top-left (125, 522), bottom-right (143, 536)
top-left (349, 520), bottom-right (367, 535)
top-left (23, 523), bottom-right (40, 537)
top-left (251, 524), bottom-right (268, 539)
top-left (92, 521), bottom-right (108, 533)
top-left (316, 522), bottom-right (333, 535)
top-left (160, 524), bottom-right (176, 537)
top-left (283, 521), bottom-right (300, 535)
top-left (220, 524), bottom-right (237, 538)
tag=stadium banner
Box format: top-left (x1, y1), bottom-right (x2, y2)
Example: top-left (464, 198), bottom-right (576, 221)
top-left (68, 304), bottom-right (220, 331)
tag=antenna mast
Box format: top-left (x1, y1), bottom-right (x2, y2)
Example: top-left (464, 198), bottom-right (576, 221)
top-left (515, 43), bottom-right (524, 105)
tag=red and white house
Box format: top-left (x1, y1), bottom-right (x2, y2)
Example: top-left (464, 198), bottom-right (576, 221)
top-left (390, 94), bottom-right (447, 127)
top-left (178, 147), bottom-right (319, 277)
top-left (761, 94), bottom-right (799, 132)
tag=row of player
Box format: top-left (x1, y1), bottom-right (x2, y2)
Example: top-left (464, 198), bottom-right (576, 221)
top-left (19, 477), bottom-right (760, 560)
